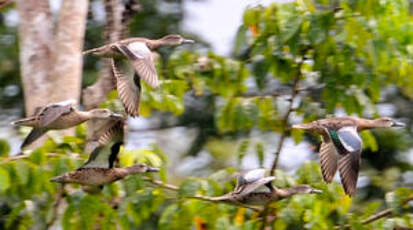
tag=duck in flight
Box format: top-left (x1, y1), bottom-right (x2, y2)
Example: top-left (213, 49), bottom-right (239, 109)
top-left (50, 121), bottom-right (159, 186)
top-left (292, 116), bottom-right (405, 197)
top-left (11, 99), bottom-right (123, 149)
top-left (83, 34), bottom-right (194, 89)
top-left (210, 169), bottom-right (321, 205)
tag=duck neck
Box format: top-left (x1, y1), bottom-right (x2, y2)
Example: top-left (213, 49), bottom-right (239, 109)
top-left (272, 187), bottom-right (297, 199)
top-left (124, 165), bottom-right (144, 174)
top-left (146, 40), bottom-right (163, 50)
top-left (357, 118), bottom-right (376, 131)
top-left (75, 111), bottom-right (93, 122)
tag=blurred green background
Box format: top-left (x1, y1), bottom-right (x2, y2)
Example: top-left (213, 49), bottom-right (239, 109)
top-left (0, 0), bottom-right (412, 229)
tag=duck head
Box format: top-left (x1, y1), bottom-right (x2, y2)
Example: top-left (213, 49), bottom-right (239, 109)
top-left (89, 109), bottom-right (124, 120)
top-left (371, 117), bottom-right (405, 128)
top-left (126, 163), bottom-right (160, 174)
top-left (158, 34), bottom-right (194, 46)
top-left (289, 185), bottom-right (322, 195)
top-left (50, 173), bottom-right (69, 183)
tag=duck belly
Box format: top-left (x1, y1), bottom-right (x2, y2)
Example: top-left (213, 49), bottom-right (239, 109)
top-left (68, 169), bottom-right (123, 186)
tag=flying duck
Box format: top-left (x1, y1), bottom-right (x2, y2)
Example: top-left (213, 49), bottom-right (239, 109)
top-left (211, 169), bottom-right (321, 205)
top-left (83, 34), bottom-right (194, 89)
top-left (50, 121), bottom-right (159, 186)
top-left (292, 116), bottom-right (405, 196)
top-left (11, 100), bottom-right (123, 149)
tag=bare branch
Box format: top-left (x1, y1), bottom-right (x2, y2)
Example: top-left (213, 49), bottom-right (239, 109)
top-left (1, 152), bottom-right (83, 163)
top-left (361, 196), bottom-right (413, 225)
top-left (334, 196), bottom-right (413, 229)
top-left (269, 65), bottom-right (302, 176)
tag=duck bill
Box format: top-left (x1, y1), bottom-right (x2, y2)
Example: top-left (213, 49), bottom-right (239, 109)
top-left (110, 113), bottom-right (124, 120)
top-left (50, 175), bottom-right (65, 183)
top-left (392, 121), bottom-right (406, 127)
top-left (182, 39), bottom-right (195, 44)
top-left (311, 188), bottom-right (322, 194)
top-left (146, 166), bottom-right (160, 172)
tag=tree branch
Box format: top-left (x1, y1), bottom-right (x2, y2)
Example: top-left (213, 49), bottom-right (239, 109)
top-left (334, 196), bottom-right (413, 229)
top-left (269, 65), bottom-right (302, 176)
top-left (361, 196), bottom-right (413, 225)
top-left (1, 153), bottom-right (82, 163)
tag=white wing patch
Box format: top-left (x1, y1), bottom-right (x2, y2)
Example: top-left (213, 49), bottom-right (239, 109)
top-left (127, 42), bottom-right (151, 59)
top-left (337, 126), bottom-right (362, 153)
top-left (53, 99), bottom-right (76, 107)
top-left (243, 169), bottom-right (266, 183)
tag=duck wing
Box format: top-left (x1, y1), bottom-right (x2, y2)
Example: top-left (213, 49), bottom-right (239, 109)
top-left (115, 42), bottom-right (159, 88)
top-left (111, 59), bottom-right (141, 117)
top-left (81, 121), bottom-right (124, 169)
top-left (235, 176), bottom-right (275, 196)
top-left (80, 142), bottom-right (122, 169)
top-left (21, 129), bottom-right (47, 148)
top-left (38, 100), bottom-right (75, 127)
top-left (235, 169), bottom-right (266, 191)
top-left (84, 119), bottom-right (124, 154)
top-left (335, 126), bottom-right (362, 197)
top-left (319, 128), bottom-right (340, 183)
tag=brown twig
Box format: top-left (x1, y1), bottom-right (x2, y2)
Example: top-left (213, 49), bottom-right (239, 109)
top-left (262, 60), bottom-right (304, 230)
top-left (1, 152), bottom-right (82, 163)
top-left (269, 65), bottom-right (302, 177)
top-left (361, 196), bottom-right (413, 225)
top-left (334, 196), bottom-right (413, 229)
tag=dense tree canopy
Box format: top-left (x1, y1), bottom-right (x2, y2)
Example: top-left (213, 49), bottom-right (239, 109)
top-left (0, 0), bottom-right (412, 229)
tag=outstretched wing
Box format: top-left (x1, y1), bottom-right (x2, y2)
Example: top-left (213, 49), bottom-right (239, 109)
top-left (80, 142), bottom-right (122, 169)
top-left (235, 176), bottom-right (275, 196)
top-left (81, 121), bottom-right (124, 169)
top-left (319, 129), bottom-right (340, 183)
top-left (111, 59), bottom-right (141, 117)
top-left (235, 169), bottom-right (267, 192)
top-left (84, 119), bottom-right (124, 154)
top-left (115, 42), bottom-right (159, 88)
top-left (21, 129), bottom-right (47, 148)
top-left (38, 100), bottom-right (75, 127)
top-left (335, 126), bottom-right (362, 197)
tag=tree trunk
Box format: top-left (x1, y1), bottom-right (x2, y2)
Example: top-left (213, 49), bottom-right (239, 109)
top-left (16, 0), bottom-right (54, 116)
top-left (17, 0), bottom-right (89, 147)
top-left (52, 0), bottom-right (89, 104)
top-left (82, 0), bottom-right (124, 111)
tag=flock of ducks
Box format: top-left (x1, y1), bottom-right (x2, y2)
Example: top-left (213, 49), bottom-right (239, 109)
top-left (10, 34), bottom-right (406, 206)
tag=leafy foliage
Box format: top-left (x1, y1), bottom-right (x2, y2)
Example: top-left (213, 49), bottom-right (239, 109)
top-left (1, 0), bottom-right (413, 229)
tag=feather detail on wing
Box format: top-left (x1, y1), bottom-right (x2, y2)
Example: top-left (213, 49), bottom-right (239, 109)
top-left (338, 151), bottom-right (360, 197)
top-left (111, 59), bottom-right (141, 117)
top-left (319, 132), bottom-right (339, 183)
top-left (38, 102), bottom-right (74, 127)
top-left (336, 126), bottom-right (362, 197)
top-left (235, 176), bottom-right (275, 196)
top-left (115, 42), bottom-right (159, 88)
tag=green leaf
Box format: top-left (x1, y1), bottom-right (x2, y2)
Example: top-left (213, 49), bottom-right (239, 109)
top-left (256, 142), bottom-right (264, 167)
top-left (0, 139), bottom-right (10, 157)
top-left (179, 179), bottom-right (201, 197)
top-left (0, 167), bottom-right (10, 192)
